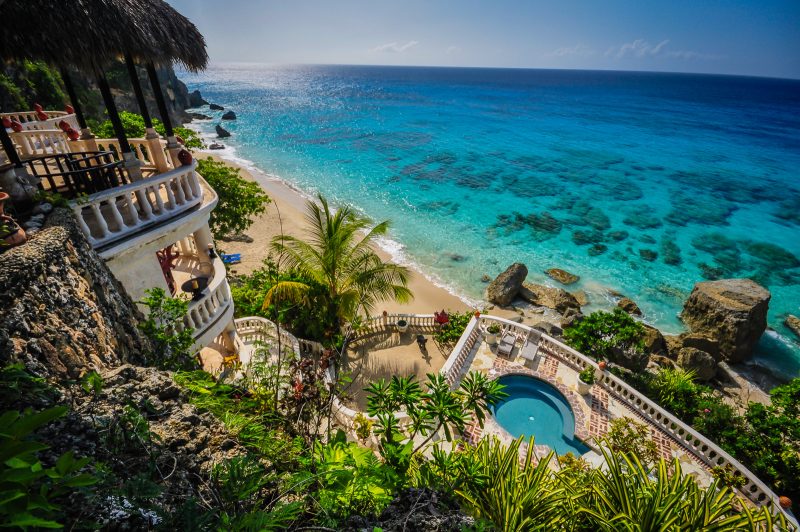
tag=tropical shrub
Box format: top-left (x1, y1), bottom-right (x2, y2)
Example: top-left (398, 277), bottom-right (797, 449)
top-left (0, 407), bottom-right (97, 529)
top-left (138, 288), bottom-right (196, 371)
top-left (264, 194), bottom-right (412, 327)
top-left (562, 308), bottom-right (646, 366)
top-left (432, 310), bottom-right (474, 352)
top-left (196, 157), bottom-right (271, 240)
top-left (579, 367), bottom-right (595, 384)
top-left (603, 417), bottom-right (660, 466)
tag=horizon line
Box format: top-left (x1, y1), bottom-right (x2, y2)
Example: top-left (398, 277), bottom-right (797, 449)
top-left (187, 61), bottom-right (800, 82)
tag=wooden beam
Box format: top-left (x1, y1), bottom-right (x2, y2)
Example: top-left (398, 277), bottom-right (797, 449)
top-left (59, 68), bottom-right (87, 129)
top-left (145, 62), bottom-right (174, 137)
top-left (96, 70), bottom-right (132, 154)
top-left (124, 55), bottom-right (153, 129)
top-left (0, 123), bottom-right (22, 168)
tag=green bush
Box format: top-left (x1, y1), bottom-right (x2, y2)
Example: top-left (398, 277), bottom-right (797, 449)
top-left (138, 288), bottom-right (196, 371)
top-left (432, 310), bottom-right (474, 351)
top-left (196, 157), bottom-right (271, 239)
top-left (562, 308), bottom-right (646, 366)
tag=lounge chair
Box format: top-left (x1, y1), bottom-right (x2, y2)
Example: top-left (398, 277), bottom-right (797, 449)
top-left (497, 332), bottom-right (516, 357)
top-left (221, 253), bottom-right (241, 264)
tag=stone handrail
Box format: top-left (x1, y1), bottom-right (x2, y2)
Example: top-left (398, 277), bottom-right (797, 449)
top-left (343, 313), bottom-right (438, 342)
top-left (234, 316), bottom-right (301, 356)
top-left (439, 314), bottom-right (795, 525)
top-left (1, 110), bottom-right (76, 130)
top-left (441, 316), bottom-right (482, 387)
top-left (71, 161), bottom-right (202, 248)
top-left (10, 129), bottom-right (73, 158)
top-left (93, 137), bottom-right (171, 170)
top-left (182, 256), bottom-right (232, 339)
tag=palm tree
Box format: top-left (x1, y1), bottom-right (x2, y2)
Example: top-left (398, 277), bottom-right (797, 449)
top-left (263, 194), bottom-right (413, 328)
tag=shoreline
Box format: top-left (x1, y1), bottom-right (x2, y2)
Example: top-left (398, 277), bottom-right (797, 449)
top-left (189, 131), bottom-right (794, 389)
top-left (197, 148), bottom-right (556, 326)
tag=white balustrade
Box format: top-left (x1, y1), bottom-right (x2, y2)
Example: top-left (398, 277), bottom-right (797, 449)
top-left (10, 129), bottom-right (73, 157)
top-left (235, 316), bottom-right (302, 356)
top-left (182, 273), bottom-right (233, 339)
top-left (94, 137), bottom-right (171, 169)
top-left (71, 161), bottom-right (203, 248)
top-left (2, 111), bottom-right (78, 131)
top-left (437, 314), bottom-right (796, 525)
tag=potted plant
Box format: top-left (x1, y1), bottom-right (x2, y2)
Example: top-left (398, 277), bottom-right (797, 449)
top-left (396, 318), bottom-right (409, 333)
top-left (577, 367), bottom-right (595, 395)
top-left (485, 323), bottom-right (501, 345)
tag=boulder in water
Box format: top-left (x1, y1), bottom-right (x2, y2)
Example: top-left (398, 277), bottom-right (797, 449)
top-left (188, 89), bottom-right (208, 107)
top-left (786, 315), bottom-right (800, 340)
top-left (544, 268), bottom-right (579, 285)
top-left (209, 103), bottom-right (224, 110)
top-left (215, 124), bottom-right (231, 138)
top-left (519, 283), bottom-right (580, 315)
top-left (485, 263), bottom-right (528, 306)
top-left (680, 278), bottom-right (770, 363)
top-left (617, 297), bottom-right (642, 316)
top-left (221, 110), bottom-right (237, 120)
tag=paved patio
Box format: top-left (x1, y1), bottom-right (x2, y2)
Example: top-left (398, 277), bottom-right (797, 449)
top-left (341, 330), bottom-right (448, 410)
top-left (459, 337), bottom-right (714, 485)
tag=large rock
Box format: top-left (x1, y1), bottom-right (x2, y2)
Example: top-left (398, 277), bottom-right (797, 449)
top-left (209, 103), bottom-right (224, 110)
top-left (679, 333), bottom-right (720, 361)
top-left (617, 297), bottom-right (642, 316)
top-left (786, 315), bottom-right (800, 340)
top-left (677, 347), bottom-right (717, 381)
top-left (544, 268), bottom-right (579, 285)
top-left (680, 279), bottom-right (770, 363)
top-left (188, 89), bottom-right (208, 107)
top-left (215, 124), bottom-right (231, 138)
top-left (519, 283), bottom-right (581, 314)
top-left (609, 346), bottom-right (649, 372)
top-left (221, 110), bottom-right (237, 120)
top-left (642, 324), bottom-right (667, 356)
top-left (485, 263), bottom-right (528, 306)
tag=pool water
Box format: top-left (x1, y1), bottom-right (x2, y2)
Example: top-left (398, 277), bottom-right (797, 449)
top-left (491, 375), bottom-right (590, 456)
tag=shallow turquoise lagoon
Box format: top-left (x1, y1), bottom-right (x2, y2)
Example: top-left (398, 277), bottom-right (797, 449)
top-left (182, 64), bottom-right (800, 378)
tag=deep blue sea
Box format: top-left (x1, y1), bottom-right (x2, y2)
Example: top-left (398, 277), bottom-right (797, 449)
top-left (181, 64), bottom-right (800, 377)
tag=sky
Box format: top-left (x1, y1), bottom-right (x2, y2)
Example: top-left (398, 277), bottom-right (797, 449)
top-left (168, 0), bottom-right (800, 79)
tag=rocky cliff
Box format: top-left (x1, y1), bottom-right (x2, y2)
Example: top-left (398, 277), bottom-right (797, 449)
top-left (0, 60), bottom-right (191, 125)
top-left (0, 208), bottom-right (152, 378)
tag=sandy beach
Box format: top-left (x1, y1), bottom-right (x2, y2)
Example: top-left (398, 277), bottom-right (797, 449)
top-left (201, 152), bottom-right (473, 316)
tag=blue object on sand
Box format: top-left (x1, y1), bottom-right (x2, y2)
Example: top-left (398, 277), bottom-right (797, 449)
top-left (221, 253), bottom-right (241, 264)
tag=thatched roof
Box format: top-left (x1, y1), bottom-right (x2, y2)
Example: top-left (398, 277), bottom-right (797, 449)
top-left (0, 0), bottom-right (207, 72)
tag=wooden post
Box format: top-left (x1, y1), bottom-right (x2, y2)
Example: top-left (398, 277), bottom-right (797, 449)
top-left (59, 68), bottom-right (87, 129)
top-left (124, 54), bottom-right (153, 128)
top-left (0, 125), bottom-right (22, 168)
top-left (96, 69), bottom-right (142, 180)
top-left (126, 55), bottom-right (170, 172)
top-left (146, 62), bottom-right (181, 167)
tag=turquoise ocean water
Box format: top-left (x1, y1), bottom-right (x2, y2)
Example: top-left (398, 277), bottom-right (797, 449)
top-left (181, 64), bottom-right (800, 378)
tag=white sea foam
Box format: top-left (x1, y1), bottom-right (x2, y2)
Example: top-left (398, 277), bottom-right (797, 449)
top-left (189, 119), bottom-right (483, 310)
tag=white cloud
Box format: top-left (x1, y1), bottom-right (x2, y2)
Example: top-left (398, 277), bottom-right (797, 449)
top-left (371, 41), bottom-right (419, 53)
top-left (614, 39), bottom-right (670, 59)
top-left (551, 44), bottom-right (596, 57)
top-left (446, 45), bottom-right (462, 55)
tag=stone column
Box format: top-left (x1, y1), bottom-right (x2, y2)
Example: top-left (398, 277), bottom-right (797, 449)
top-left (145, 127), bottom-right (171, 173)
top-left (221, 320), bottom-right (238, 355)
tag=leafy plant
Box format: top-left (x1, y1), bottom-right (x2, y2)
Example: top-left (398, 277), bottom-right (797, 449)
top-left (486, 323), bottom-right (501, 334)
top-left (579, 367), bottom-right (595, 385)
top-left (432, 310), bottom-right (474, 351)
top-left (352, 413), bottom-right (374, 442)
top-left (196, 157), bottom-right (271, 240)
top-left (264, 194), bottom-right (412, 327)
top-left (138, 288), bottom-right (196, 371)
top-left (562, 308), bottom-right (647, 369)
top-left (602, 417), bottom-right (660, 466)
top-left (0, 407), bottom-right (97, 529)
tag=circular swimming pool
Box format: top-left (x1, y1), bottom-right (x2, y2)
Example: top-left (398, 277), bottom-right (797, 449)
top-left (491, 374), bottom-right (590, 456)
